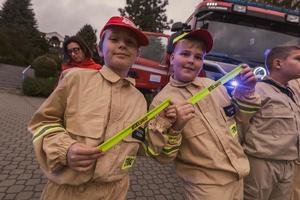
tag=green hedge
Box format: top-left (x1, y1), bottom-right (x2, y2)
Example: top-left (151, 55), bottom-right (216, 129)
top-left (22, 77), bottom-right (58, 97)
top-left (31, 55), bottom-right (58, 78)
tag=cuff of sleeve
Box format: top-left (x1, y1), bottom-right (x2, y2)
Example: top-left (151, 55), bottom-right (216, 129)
top-left (57, 138), bottom-right (77, 166)
top-left (233, 85), bottom-right (255, 98)
top-left (168, 128), bottom-right (183, 136)
top-left (153, 115), bottom-right (173, 134)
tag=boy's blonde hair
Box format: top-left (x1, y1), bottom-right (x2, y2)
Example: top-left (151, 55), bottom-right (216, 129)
top-left (173, 38), bottom-right (206, 53)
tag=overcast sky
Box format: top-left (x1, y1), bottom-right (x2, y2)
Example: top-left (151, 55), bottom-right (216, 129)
top-left (0, 0), bottom-right (201, 38)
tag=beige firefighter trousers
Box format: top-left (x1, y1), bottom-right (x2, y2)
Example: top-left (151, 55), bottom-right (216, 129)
top-left (40, 175), bottom-right (129, 200)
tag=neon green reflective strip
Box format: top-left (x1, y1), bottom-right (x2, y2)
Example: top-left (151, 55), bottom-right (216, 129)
top-left (188, 65), bottom-right (243, 105)
top-left (98, 65), bottom-right (243, 152)
top-left (234, 99), bottom-right (260, 110)
top-left (32, 123), bottom-right (65, 143)
top-left (162, 146), bottom-right (180, 155)
top-left (97, 99), bottom-right (171, 151)
top-left (147, 146), bottom-right (159, 156)
top-left (173, 32), bottom-right (189, 44)
top-left (239, 109), bottom-right (257, 114)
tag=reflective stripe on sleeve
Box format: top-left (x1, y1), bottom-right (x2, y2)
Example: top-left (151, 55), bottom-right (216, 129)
top-left (233, 99), bottom-right (260, 113)
top-left (32, 123), bottom-right (65, 143)
top-left (162, 145), bottom-right (180, 155)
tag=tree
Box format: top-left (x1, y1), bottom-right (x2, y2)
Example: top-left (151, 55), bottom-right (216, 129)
top-left (118, 0), bottom-right (173, 32)
top-left (0, 0), bottom-right (48, 66)
top-left (76, 24), bottom-right (102, 64)
top-left (76, 24), bottom-right (97, 53)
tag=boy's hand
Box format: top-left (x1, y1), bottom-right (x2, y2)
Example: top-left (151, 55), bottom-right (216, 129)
top-left (164, 104), bottom-right (177, 124)
top-left (67, 143), bottom-right (103, 172)
top-left (173, 102), bottom-right (195, 131)
top-left (238, 64), bottom-right (257, 90)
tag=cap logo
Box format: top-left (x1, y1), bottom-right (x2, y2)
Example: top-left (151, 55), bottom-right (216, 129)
top-left (122, 17), bottom-right (137, 28)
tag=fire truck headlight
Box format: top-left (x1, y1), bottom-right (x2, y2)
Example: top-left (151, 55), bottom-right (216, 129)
top-left (232, 4), bottom-right (247, 13)
top-left (286, 14), bottom-right (300, 23)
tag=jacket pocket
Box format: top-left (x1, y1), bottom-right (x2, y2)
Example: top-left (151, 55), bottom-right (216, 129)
top-left (183, 117), bottom-right (208, 139)
top-left (65, 114), bottom-right (105, 139)
top-left (261, 104), bottom-right (293, 118)
top-left (259, 104), bottom-right (295, 135)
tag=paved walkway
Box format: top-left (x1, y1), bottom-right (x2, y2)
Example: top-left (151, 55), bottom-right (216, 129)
top-left (0, 91), bottom-right (184, 200)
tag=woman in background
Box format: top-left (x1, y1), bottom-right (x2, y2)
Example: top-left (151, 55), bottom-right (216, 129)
top-left (62, 36), bottom-right (101, 71)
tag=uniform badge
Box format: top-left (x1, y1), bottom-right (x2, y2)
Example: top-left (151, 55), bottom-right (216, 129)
top-left (229, 123), bottom-right (238, 137)
top-left (122, 156), bottom-right (136, 170)
top-left (223, 104), bottom-right (236, 117)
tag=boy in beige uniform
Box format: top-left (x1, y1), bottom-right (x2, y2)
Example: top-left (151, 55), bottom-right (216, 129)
top-left (242, 46), bottom-right (300, 200)
top-left (146, 29), bottom-right (260, 200)
top-left (289, 77), bottom-right (300, 200)
top-left (28, 16), bottom-right (180, 200)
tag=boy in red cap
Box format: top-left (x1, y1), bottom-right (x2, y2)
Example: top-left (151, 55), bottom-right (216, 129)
top-left (146, 29), bottom-right (261, 199)
top-left (28, 16), bottom-right (179, 200)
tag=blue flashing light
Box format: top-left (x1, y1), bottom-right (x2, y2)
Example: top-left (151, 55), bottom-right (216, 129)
top-left (230, 80), bottom-right (238, 87)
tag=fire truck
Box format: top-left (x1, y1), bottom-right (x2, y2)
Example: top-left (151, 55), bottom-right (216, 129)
top-left (131, 31), bottom-right (170, 94)
top-left (174, 0), bottom-right (300, 83)
top-left (132, 0), bottom-right (300, 93)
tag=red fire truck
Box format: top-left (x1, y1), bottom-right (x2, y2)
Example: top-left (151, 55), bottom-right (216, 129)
top-left (173, 0), bottom-right (300, 85)
top-left (131, 31), bottom-right (170, 93)
top-left (132, 0), bottom-right (300, 93)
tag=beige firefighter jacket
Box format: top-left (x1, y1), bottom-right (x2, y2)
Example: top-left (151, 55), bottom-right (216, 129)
top-left (242, 78), bottom-right (300, 160)
top-left (29, 66), bottom-right (149, 185)
top-left (147, 76), bottom-right (261, 185)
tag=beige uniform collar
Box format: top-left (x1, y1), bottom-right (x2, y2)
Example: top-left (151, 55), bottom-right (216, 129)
top-left (169, 76), bottom-right (202, 88)
top-left (100, 65), bottom-right (135, 86)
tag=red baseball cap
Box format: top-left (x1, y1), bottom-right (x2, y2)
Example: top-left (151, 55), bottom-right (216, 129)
top-left (100, 16), bottom-right (149, 46)
top-left (168, 29), bottom-right (213, 53)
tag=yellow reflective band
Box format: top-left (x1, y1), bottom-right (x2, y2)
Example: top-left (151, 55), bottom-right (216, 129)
top-left (229, 122), bottom-right (238, 137)
top-left (98, 65), bottom-right (243, 152)
top-left (235, 99), bottom-right (260, 109)
top-left (32, 126), bottom-right (65, 143)
top-left (239, 109), bottom-right (257, 114)
top-left (148, 146), bottom-right (159, 156)
top-left (122, 156), bottom-right (136, 170)
top-left (33, 123), bottom-right (62, 137)
top-left (173, 32), bottom-right (189, 44)
top-left (162, 146), bottom-right (180, 155)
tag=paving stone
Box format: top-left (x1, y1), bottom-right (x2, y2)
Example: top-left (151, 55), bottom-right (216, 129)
top-left (0, 180), bottom-right (16, 187)
top-left (16, 180), bottom-right (25, 185)
top-left (8, 175), bottom-right (18, 179)
top-left (7, 185), bottom-right (24, 193)
top-left (25, 179), bottom-right (40, 186)
top-left (160, 188), bottom-right (171, 195)
top-left (10, 169), bottom-right (25, 175)
top-left (4, 193), bottom-right (16, 200)
top-left (155, 195), bottom-right (167, 200)
top-left (0, 175), bottom-right (8, 181)
top-left (15, 191), bottom-right (33, 200)
top-left (143, 189), bottom-right (154, 197)
top-left (24, 186), bottom-right (34, 191)
top-left (0, 187), bottom-right (7, 192)
top-left (17, 174), bottom-right (32, 180)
